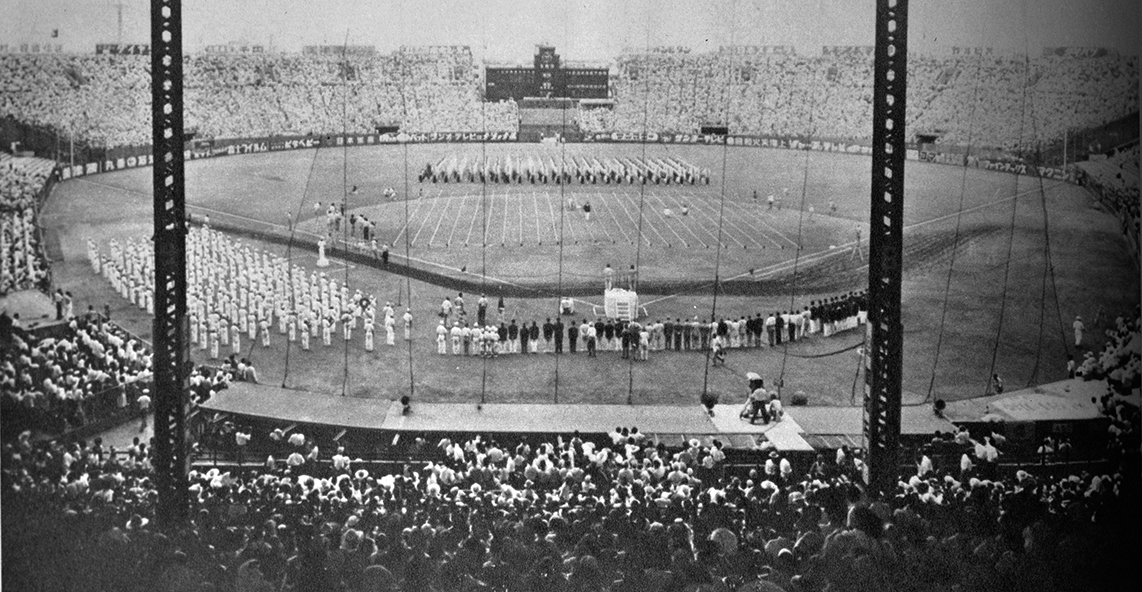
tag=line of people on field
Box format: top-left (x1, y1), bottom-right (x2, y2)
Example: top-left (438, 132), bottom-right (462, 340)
top-left (431, 290), bottom-right (867, 359)
top-left (420, 153), bottom-right (710, 185)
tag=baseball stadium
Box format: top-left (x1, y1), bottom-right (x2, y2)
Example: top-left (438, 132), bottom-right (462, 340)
top-left (1, 0), bottom-right (1139, 591)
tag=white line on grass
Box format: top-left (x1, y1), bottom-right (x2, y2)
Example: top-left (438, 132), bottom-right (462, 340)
top-left (641, 192), bottom-right (690, 248)
top-left (411, 191), bottom-right (441, 247)
top-left (427, 195), bottom-right (452, 247)
top-left (445, 193), bottom-right (469, 246)
top-left (612, 190), bottom-right (654, 247)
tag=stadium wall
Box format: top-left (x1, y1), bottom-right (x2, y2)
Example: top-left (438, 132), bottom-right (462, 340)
top-left (37, 127), bottom-right (1076, 184)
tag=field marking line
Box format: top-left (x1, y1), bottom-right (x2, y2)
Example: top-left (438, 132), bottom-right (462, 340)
top-left (622, 189), bottom-right (673, 247)
top-left (647, 193), bottom-right (704, 247)
top-left (695, 193), bottom-right (750, 248)
top-left (463, 187), bottom-right (482, 246)
top-left (680, 192), bottom-right (742, 248)
top-left (517, 188), bottom-right (525, 244)
top-left (656, 192), bottom-right (719, 245)
top-left (561, 192), bottom-right (580, 244)
top-left (545, 190), bottom-right (560, 244)
top-left (445, 193), bottom-right (469, 246)
top-left (641, 182), bottom-right (1061, 308)
top-left (482, 186), bottom-right (496, 246)
top-left (426, 193), bottom-right (452, 247)
top-left (531, 192), bottom-right (543, 244)
top-left (500, 190), bottom-right (511, 245)
top-left (583, 192), bottom-right (611, 243)
top-left (411, 190), bottom-right (442, 247)
top-left (736, 181), bottom-right (1062, 282)
top-left (603, 191), bottom-right (635, 244)
top-left (714, 200), bottom-right (771, 250)
top-left (612, 190), bottom-right (655, 247)
top-left (391, 189), bottom-right (428, 246)
top-left (641, 192), bottom-right (690, 248)
top-left (731, 201), bottom-right (787, 248)
top-left (754, 208), bottom-right (800, 248)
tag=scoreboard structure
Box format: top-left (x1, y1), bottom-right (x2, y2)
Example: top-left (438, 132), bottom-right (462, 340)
top-left (486, 45), bottom-right (608, 101)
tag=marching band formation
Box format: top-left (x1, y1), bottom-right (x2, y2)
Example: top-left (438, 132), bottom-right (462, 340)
top-left (89, 227), bottom-right (412, 360)
top-left (420, 154), bottom-right (711, 185)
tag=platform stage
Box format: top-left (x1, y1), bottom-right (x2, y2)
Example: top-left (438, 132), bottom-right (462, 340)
top-left (199, 383), bottom-right (956, 452)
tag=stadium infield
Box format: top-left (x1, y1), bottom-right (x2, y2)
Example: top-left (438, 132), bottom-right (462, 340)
top-left (40, 142), bottom-right (1139, 407)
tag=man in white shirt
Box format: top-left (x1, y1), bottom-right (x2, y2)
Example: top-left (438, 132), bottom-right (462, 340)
top-left (436, 320), bottom-right (448, 354)
top-left (137, 390), bottom-right (151, 431)
top-left (1072, 315), bottom-right (1084, 347)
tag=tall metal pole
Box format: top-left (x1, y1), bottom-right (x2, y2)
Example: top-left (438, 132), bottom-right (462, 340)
top-left (150, 0), bottom-right (190, 525)
top-left (864, 0), bottom-right (907, 495)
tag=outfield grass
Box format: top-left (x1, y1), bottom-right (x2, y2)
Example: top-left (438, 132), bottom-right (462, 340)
top-left (41, 143), bottom-right (1139, 407)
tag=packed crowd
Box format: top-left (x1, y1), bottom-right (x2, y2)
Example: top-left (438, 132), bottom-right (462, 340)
top-left (2, 399), bottom-right (1138, 592)
top-left (1, 48), bottom-right (517, 149)
top-left (593, 50), bottom-right (1138, 150)
top-left (4, 49), bottom-right (1136, 153)
top-left (0, 310), bottom-right (153, 435)
top-left (0, 155), bottom-right (54, 294)
top-left (1073, 306), bottom-right (1140, 393)
top-left (421, 154), bottom-right (710, 185)
top-left (1076, 144), bottom-right (1140, 258)
top-left (428, 291), bottom-right (868, 360)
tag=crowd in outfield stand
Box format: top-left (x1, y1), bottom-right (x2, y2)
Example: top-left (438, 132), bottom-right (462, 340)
top-left (1, 50), bottom-right (1136, 152)
top-left (594, 51), bottom-right (1138, 150)
top-left (0, 155), bottom-right (54, 294)
top-left (1, 378), bottom-right (1138, 591)
top-left (1077, 144), bottom-right (1141, 253)
top-left (0, 48), bottom-right (516, 148)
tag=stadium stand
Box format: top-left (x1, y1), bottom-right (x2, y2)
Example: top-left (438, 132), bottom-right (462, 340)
top-left (1, 155), bottom-right (55, 294)
top-left (1075, 144), bottom-right (1141, 262)
top-left (0, 43), bottom-right (1138, 592)
top-left (593, 50), bottom-right (1138, 150)
top-left (1, 49), bottom-right (519, 148)
top-left (2, 392), bottom-right (1138, 592)
top-left (3, 49), bottom-right (1137, 153)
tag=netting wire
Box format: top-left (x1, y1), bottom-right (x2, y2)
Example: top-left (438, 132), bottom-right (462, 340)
top-left (700, 0), bottom-right (739, 400)
top-left (924, 22), bottom-right (987, 403)
top-left (984, 0), bottom-right (1033, 397)
top-left (278, 125), bottom-right (323, 389)
top-left (627, 4), bottom-right (654, 404)
top-left (394, 6), bottom-right (417, 402)
top-left (340, 31), bottom-right (352, 398)
top-left (480, 10), bottom-right (490, 405)
top-left (1024, 59), bottom-right (1072, 387)
top-left (776, 59), bottom-right (823, 397)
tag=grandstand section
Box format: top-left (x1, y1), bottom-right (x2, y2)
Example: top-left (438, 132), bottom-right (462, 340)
top-left (1, 1), bottom-right (1140, 591)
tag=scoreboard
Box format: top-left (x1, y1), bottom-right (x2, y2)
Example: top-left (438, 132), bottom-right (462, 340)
top-left (486, 45), bottom-right (608, 101)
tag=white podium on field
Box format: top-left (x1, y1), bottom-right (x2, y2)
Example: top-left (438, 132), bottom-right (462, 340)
top-left (601, 288), bottom-right (641, 321)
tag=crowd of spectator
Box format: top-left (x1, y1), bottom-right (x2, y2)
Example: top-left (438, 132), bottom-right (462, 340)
top-left (2, 400), bottom-right (1139, 592)
top-left (1, 155), bottom-right (54, 294)
top-left (1074, 306), bottom-right (1140, 393)
top-left (1, 48), bottom-right (518, 149)
top-left (1076, 144), bottom-right (1140, 260)
top-left (590, 50), bottom-right (1137, 151)
top-left (3, 48), bottom-right (1135, 154)
top-left (0, 311), bottom-right (153, 435)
